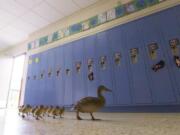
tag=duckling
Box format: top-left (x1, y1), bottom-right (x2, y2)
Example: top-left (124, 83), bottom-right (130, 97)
top-left (34, 105), bottom-right (44, 120)
top-left (47, 105), bottom-right (54, 117)
top-left (18, 105), bottom-right (24, 115)
top-left (73, 85), bottom-right (112, 120)
top-left (52, 106), bottom-right (65, 119)
top-left (31, 106), bottom-right (38, 117)
top-left (58, 106), bottom-right (65, 118)
top-left (21, 104), bottom-right (32, 118)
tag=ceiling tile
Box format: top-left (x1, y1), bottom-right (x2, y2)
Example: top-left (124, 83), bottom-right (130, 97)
top-left (15, 0), bottom-right (44, 9)
top-left (45, 0), bottom-right (80, 16)
top-left (0, 0), bottom-right (28, 16)
top-left (33, 2), bottom-right (64, 23)
top-left (21, 11), bottom-right (49, 29)
top-left (73, 0), bottom-right (98, 8)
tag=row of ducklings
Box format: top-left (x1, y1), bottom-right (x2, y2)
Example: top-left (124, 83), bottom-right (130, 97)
top-left (18, 105), bottom-right (65, 120)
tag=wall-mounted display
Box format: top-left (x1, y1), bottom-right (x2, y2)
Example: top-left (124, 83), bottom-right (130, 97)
top-left (98, 12), bottom-right (107, 24)
top-left (125, 2), bottom-right (136, 13)
top-left (114, 52), bottom-right (121, 65)
top-left (76, 62), bottom-right (81, 73)
top-left (66, 69), bottom-right (71, 76)
top-left (48, 69), bottom-right (52, 78)
top-left (152, 60), bottom-right (165, 72)
top-left (88, 58), bottom-right (94, 81)
top-left (174, 56), bottom-right (180, 68)
top-left (130, 48), bottom-right (138, 64)
top-left (100, 56), bottom-right (107, 70)
top-left (40, 70), bottom-right (45, 79)
top-left (148, 42), bottom-right (159, 60)
top-left (88, 72), bottom-right (94, 81)
top-left (56, 68), bottom-right (60, 77)
top-left (107, 8), bottom-right (116, 21)
top-left (33, 75), bottom-right (37, 80)
top-left (169, 38), bottom-right (179, 56)
top-left (34, 57), bottom-right (40, 63)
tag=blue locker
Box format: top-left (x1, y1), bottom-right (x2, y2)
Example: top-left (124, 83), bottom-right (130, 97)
top-left (45, 49), bottom-right (56, 105)
top-left (72, 39), bottom-right (86, 102)
top-left (122, 22), bottom-right (152, 104)
top-left (31, 54), bottom-right (39, 106)
top-left (54, 46), bottom-right (65, 105)
top-left (63, 43), bottom-right (73, 106)
top-left (139, 14), bottom-right (176, 104)
top-left (96, 31), bottom-right (114, 105)
top-left (38, 51), bottom-right (48, 105)
top-left (24, 55), bottom-right (33, 105)
top-left (157, 7), bottom-right (180, 102)
top-left (84, 35), bottom-right (99, 97)
top-left (107, 26), bottom-right (132, 105)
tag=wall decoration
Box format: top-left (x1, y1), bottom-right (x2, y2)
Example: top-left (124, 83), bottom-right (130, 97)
top-left (107, 8), bottom-right (116, 21)
top-left (88, 58), bottom-right (93, 72)
top-left (34, 57), bottom-right (40, 63)
top-left (27, 0), bottom-right (167, 51)
top-left (125, 2), bottom-right (137, 13)
top-left (70, 23), bottom-right (82, 35)
top-left (98, 12), bottom-right (107, 24)
top-left (174, 56), bottom-right (180, 68)
top-left (82, 20), bottom-right (90, 31)
top-left (40, 70), bottom-right (45, 79)
top-left (130, 48), bottom-right (138, 64)
top-left (56, 68), bottom-right (60, 77)
top-left (66, 69), bottom-right (71, 76)
top-left (39, 36), bottom-right (48, 46)
top-left (134, 0), bottom-right (147, 10)
top-left (89, 16), bottom-right (99, 28)
top-left (148, 43), bottom-right (159, 60)
top-left (115, 5), bottom-right (126, 18)
top-left (48, 69), bottom-right (52, 78)
top-left (114, 52), bottom-right (121, 65)
top-left (52, 31), bottom-right (60, 41)
top-left (100, 56), bottom-right (107, 70)
top-left (169, 38), bottom-right (179, 56)
top-left (88, 72), bottom-right (94, 81)
top-left (76, 62), bottom-right (82, 73)
top-left (152, 60), bottom-right (165, 72)
top-left (147, 0), bottom-right (159, 6)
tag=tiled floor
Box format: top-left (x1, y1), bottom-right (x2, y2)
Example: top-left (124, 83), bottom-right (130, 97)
top-left (0, 109), bottom-right (180, 135)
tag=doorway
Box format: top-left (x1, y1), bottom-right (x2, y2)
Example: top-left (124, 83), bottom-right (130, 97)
top-left (7, 54), bottom-right (25, 108)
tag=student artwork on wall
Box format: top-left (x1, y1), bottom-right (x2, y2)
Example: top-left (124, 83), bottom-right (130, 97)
top-left (48, 68), bottom-right (52, 78)
top-left (152, 60), bottom-right (165, 72)
top-left (56, 67), bottom-right (61, 77)
top-left (40, 70), bottom-right (45, 79)
top-left (66, 69), bottom-right (71, 76)
top-left (114, 52), bottom-right (121, 66)
top-left (88, 58), bottom-right (94, 81)
top-left (76, 62), bottom-right (81, 73)
top-left (34, 57), bottom-right (40, 63)
top-left (27, 0), bottom-right (167, 51)
top-left (130, 48), bottom-right (138, 64)
top-left (169, 38), bottom-right (179, 56)
top-left (100, 56), bottom-right (107, 70)
top-left (148, 42), bottom-right (159, 60)
top-left (33, 75), bottom-right (37, 80)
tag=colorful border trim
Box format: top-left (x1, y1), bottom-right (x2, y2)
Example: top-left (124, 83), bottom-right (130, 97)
top-left (27, 0), bottom-right (167, 51)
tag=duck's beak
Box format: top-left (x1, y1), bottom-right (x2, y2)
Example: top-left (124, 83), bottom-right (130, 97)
top-left (106, 89), bottom-right (112, 92)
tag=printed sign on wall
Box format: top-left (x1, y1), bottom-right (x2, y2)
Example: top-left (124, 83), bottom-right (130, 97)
top-left (148, 43), bottom-right (159, 60)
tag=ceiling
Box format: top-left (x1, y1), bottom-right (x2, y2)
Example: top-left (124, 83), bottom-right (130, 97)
top-left (0, 0), bottom-right (99, 50)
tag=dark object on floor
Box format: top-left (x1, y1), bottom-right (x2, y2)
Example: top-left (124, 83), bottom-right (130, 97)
top-left (174, 56), bottom-right (180, 68)
top-left (73, 85), bottom-right (112, 120)
top-left (152, 60), bottom-right (165, 72)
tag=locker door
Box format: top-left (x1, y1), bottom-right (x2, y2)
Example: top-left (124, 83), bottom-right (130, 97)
top-left (157, 7), bottom-right (180, 101)
top-left (123, 22), bottom-right (152, 104)
top-left (107, 26), bottom-right (132, 105)
top-left (84, 35), bottom-right (98, 97)
top-left (54, 46), bottom-right (65, 105)
top-left (72, 39), bottom-right (86, 102)
top-left (24, 56), bottom-right (33, 105)
top-left (139, 14), bottom-right (176, 104)
top-left (38, 51), bottom-right (47, 105)
top-left (31, 54), bottom-right (39, 106)
top-left (46, 49), bottom-right (56, 105)
top-left (96, 31), bottom-right (114, 105)
top-left (64, 44), bottom-right (73, 105)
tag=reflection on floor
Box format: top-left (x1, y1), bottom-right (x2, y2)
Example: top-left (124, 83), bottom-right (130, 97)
top-left (0, 109), bottom-right (180, 135)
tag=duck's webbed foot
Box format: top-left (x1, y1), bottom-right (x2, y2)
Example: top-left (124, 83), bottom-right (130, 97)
top-left (90, 113), bottom-right (100, 121)
top-left (76, 111), bottom-right (82, 120)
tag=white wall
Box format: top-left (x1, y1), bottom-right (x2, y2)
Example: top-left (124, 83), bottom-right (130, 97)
top-left (0, 0), bottom-right (179, 105)
top-left (0, 55), bottom-right (13, 108)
